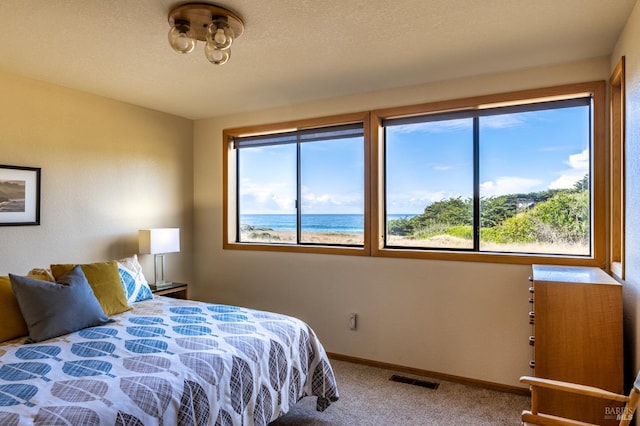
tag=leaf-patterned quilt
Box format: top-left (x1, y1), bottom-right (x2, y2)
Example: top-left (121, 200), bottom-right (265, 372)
top-left (0, 296), bottom-right (339, 425)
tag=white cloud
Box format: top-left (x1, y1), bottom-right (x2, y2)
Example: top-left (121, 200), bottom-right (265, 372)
top-left (432, 164), bottom-right (455, 171)
top-left (549, 149), bottom-right (589, 189)
top-left (239, 179), bottom-right (295, 213)
top-left (480, 177), bottom-right (543, 197)
top-left (239, 180), bottom-right (364, 214)
top-left (388, 113), bottom-right (526, 135)
top-left (567, 149), bottom-right (589, 169)
top-left (301, 187), bottom-right (363, 213)
top-left (480, 114), bottom-right (526, 129)
top-left (389, 119), bottom-right (470, 134)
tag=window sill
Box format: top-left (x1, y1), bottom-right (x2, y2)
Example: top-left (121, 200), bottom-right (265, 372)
top-left (373, 246), bottom-right (604, 266)
top-left (611, 262), bottom-right (624, 280)
top-left (223, 241), bottom-right (370, 256)
top-left (223, 241), bottom-right (602, 266)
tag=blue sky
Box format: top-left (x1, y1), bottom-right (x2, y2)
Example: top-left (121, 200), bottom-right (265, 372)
top-left (239, 106), bottom-right (590, 215)
top-left (239, 138), bottom-right (364, 215)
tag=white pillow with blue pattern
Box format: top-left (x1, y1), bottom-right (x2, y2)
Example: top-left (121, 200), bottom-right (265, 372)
top-left (117, 254), bottom-right (153, 303)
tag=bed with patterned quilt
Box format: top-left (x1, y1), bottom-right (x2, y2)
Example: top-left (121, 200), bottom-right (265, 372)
top-left (0, 259), bottom-right (339, 426)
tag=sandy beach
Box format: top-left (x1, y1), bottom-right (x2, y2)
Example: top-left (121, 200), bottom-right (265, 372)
top-left (241, 229), bottom-right (364, 245)
top-left (241, 229), bottom-right (588, 254)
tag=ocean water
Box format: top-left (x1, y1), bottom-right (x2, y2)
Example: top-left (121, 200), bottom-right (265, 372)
top-left (240, 214), bottom-right (415, 234)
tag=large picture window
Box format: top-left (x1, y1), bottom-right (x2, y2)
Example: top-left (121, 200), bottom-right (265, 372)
top-left (224, 82), bottom-right (606, 266)
top-left (383, 98), bottom-right (592, 256)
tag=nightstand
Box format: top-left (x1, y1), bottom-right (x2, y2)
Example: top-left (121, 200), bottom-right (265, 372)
top-left (151, 282), bottom-right (188, 299)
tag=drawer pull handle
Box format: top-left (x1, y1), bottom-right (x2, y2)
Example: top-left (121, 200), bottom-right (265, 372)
top-left (529, 286), bottom-right (535, 293)
top-left (529, 297), bottom-right (534, 304)
top-left (529, 336), bottom-right (535, 345)
top-left (529, 360), bottom-right (535, 369)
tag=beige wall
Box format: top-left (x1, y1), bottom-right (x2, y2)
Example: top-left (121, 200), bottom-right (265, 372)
top-left (0, 35), bottom-right (623, 391)
top-left (0, 70), bottom-right (194, 285)
top-left (193, 57), bottom-right (610, 388)
top-left (612, 0), bottom-right (640, 388)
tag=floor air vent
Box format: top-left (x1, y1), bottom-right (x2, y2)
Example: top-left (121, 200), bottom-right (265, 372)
top-left (389, 374), bottom-right (439, 390)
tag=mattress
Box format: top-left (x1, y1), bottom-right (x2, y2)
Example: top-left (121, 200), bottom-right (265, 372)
top-left (0, 296), bottom-right (339, 425)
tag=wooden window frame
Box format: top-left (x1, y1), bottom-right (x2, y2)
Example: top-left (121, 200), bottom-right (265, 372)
top-left (222, 111), bottom-right (371, 256)
top-left (223, 82), bottom-right (606, 267)
top-left (371, 81), bottom-right (607, 267)
top-left (609, 58), bottom-right (625, 279)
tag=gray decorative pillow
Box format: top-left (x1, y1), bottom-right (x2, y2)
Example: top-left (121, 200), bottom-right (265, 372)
top-left (9, 265), bottom-right (110, 343)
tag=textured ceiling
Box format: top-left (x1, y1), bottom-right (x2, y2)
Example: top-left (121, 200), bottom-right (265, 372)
top-left (0, 0), bottom-right (636, 119)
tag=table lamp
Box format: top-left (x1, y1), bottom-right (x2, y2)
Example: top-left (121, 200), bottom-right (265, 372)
top-left (138, 228), bottom-right (180, 288)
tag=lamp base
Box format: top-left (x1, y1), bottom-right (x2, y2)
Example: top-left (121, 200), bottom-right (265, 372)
top-left (153, 254), bottom-right (173, 289)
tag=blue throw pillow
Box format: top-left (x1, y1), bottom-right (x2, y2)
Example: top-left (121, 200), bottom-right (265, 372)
top-left (9, 265), bottom-right (110, 343)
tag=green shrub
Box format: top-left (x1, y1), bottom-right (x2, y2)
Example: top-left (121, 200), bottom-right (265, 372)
top-left (445, 225), bottom-right (473, 239)
top-left (388, 185), bottom-right (589, 246)
top-left (480, 190), bottom-right (588, 245)
top-left (387, 217), bottom-right (413, 236)
top-left (249, 232), bottom-right (280, 241)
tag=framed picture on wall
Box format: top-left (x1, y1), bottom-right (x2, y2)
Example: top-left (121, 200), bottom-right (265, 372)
top-left (0, 165), bottom-right (41, 226)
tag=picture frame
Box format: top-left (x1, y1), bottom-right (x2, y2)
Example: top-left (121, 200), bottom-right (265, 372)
top-left (0, 165), bottom-right (41, 226)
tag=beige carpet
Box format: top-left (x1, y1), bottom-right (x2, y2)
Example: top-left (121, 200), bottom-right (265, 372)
top-left (271, 359), bottom-right (530, 425)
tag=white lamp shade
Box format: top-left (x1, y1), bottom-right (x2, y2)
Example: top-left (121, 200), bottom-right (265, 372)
top-left (139, 228), bottom-right (180, 254)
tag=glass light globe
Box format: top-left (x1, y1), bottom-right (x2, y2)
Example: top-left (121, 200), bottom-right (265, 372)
top-left (168, 22), bottom-right (196, 54)
top-left (204, 42), bottom-right (230, 65)
top-left (214, 28), bottom-right (227, 44)
top-left (206, 22), bottom-right (233, 50)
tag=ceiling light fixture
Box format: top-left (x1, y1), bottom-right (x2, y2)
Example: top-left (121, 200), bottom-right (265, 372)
top-left (167, 3), bottom-right (244, 65)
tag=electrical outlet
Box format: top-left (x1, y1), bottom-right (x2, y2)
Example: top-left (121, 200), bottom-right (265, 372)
top-left (349, 313), bottom-right (357, 330)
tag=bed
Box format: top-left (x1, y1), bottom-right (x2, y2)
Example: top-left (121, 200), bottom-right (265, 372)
top-left (0, 294), bottom-right (339, 425)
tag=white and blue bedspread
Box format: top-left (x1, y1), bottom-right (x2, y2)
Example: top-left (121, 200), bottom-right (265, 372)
top-left (0, 296), bottom-right (339, 425)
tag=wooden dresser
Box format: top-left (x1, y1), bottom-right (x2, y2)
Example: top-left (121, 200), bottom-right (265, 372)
top-left (529, 264), bottom-right (623, 425)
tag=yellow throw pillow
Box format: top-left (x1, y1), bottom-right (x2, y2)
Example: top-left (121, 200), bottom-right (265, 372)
top-left (0, 275), bottom-right (29, 342)
top-left (27, 268), bottom-right (56, 282)
top-left (51, 261), bottom-right (130, 316)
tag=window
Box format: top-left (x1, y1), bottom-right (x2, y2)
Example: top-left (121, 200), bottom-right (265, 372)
top-left (224, 82), bottom-right (606, 266)
top-left (372, 81), bottom-right (606, 266)
top-left (384, 113), bottom-right (475, 250)
top-left (223, 113), bottom-right (370, 255)
top-left (382, 98), bottom-right (592, 255)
